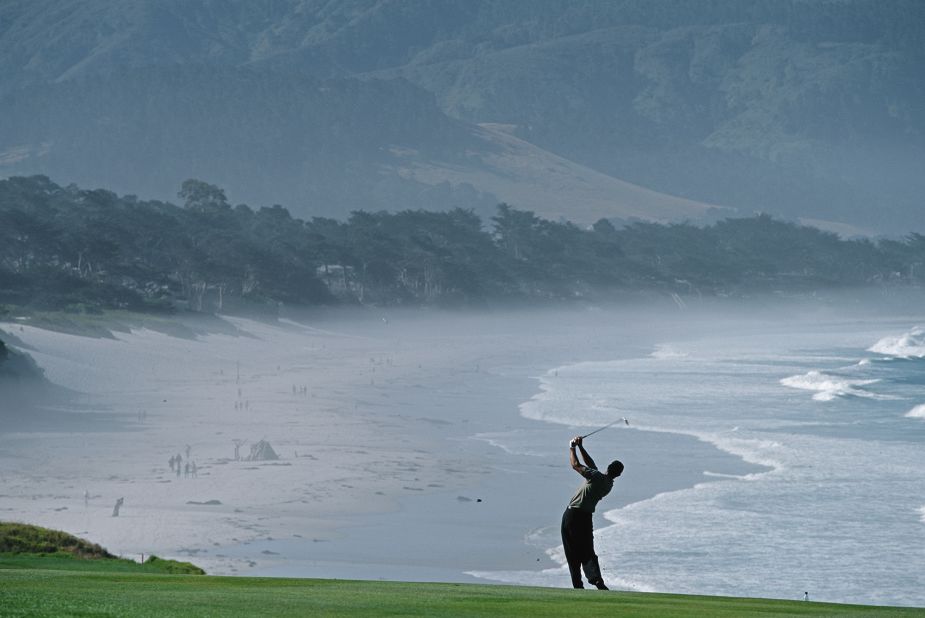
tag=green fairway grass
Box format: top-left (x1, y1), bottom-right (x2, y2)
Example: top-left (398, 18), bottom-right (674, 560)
top-left (2, 525), bottom-right (921, 617)
top-left (0, 522), bottom-right (925, 618)
top-left (1, 562), bottom-right (921, 617)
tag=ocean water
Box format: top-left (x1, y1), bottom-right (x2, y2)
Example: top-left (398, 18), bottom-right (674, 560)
top-left (473, 320), bottom-right (925, 607)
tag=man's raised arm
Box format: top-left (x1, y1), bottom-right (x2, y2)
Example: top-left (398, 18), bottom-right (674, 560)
top-left (569, 436), bottom-right (597, 474)
top-left (577, 440), bottom-right (597, 470)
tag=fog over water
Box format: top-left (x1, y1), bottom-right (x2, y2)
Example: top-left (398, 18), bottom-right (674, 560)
top-left (2, 294), bottom-right (924, 605)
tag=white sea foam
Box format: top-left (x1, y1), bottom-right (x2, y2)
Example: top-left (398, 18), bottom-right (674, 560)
top-left (919, 506), bottom-right (925, 524)
top-left (650, 344), bottom-right (688, 360)
top-left (906, 404), bottom-right (925, 420)
top-left (779, 370), bottom-right (885, 401)
top-left (868, 327), bottom-right (925, 358)
top-left (695, 431), bottom-right (783, 477)
top-left (702, 470), bottom-right (747, 479)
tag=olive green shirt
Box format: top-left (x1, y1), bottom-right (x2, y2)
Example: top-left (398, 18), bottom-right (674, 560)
top-left (567, 468), bottom-right (613, 513)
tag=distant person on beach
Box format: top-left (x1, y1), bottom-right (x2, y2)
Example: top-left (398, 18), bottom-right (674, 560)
top-left (112, 497), bottom-right (123, 517)
top-left (561, 435), bottom-right (623, 590)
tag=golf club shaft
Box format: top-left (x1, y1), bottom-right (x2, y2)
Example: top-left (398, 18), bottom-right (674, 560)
top-left (581, 419), bottom-right (622, 439)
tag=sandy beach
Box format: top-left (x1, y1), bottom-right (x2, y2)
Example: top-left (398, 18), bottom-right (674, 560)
top-left (0, 307), bottom-right (759, 584)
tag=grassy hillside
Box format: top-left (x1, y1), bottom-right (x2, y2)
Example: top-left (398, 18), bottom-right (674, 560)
top-left (0, 522), bottom-right (205, 576)
top-left (0, 522), bottom-right (113, 557)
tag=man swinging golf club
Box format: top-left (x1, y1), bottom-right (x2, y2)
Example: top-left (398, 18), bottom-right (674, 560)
top-left (562, 434), bottom-right (623, 590)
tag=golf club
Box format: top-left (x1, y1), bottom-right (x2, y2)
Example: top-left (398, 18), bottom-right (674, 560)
top-left (580, 417), bottom-right (629, 440)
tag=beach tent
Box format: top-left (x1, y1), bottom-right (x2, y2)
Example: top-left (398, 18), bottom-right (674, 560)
top-left (246, 439), bottom-right (279, 461)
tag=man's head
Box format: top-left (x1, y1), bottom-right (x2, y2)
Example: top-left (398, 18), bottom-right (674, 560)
top-left (606, 460), bottom-right (624, 479)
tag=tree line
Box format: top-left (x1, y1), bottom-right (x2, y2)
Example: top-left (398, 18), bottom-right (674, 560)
top-left (1, 175), bottom-right (923, 315)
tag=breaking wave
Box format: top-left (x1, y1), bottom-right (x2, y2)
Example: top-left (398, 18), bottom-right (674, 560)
top-left (868, 327), bottom-right (925, 358)
top-left (779, 370), bottom-right (884, 402)
top-left (906, 404), bottom-right (925, 420)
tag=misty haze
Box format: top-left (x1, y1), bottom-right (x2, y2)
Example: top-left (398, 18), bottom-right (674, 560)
top-left (2, 1), bottom-right (924, 614)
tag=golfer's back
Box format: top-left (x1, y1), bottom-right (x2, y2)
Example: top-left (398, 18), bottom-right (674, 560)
top-left (567, 469), bottom-right (613, 513)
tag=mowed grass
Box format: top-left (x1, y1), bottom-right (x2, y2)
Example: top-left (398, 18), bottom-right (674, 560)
top-left (1, 564), bottom-right (921, 618)
top-left (1, 526), bottom-right (920, 617)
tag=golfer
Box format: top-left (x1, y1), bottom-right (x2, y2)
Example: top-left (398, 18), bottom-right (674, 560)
top-left (562, 435), bottom-right (623, 590)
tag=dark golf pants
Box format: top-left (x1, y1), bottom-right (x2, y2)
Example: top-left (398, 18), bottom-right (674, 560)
top-left (561, 508), bottom-right (605, 588)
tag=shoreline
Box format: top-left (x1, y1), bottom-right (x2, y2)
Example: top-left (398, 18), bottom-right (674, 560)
top-left (221, 345), bottom-right (764, 585)
top-left (1, 309), bottom-right (762, 584)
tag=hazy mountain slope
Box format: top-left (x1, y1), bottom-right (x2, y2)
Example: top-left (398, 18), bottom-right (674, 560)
top-left (386, 18), bottom-right (924, 229)
top-left (1, 0), bottom-right (923, 230)
top-left (0, 66), bottom-right (499, 217)
top-left (0, 66), bottom-right (718, 224)
top-left (396, 123), bottom-right (728, 225)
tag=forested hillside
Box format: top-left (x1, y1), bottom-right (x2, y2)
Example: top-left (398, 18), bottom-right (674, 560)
top-left (1, 1), bottom-right (922, 231)
top-left (2, 176), bottom-right (923, 314)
